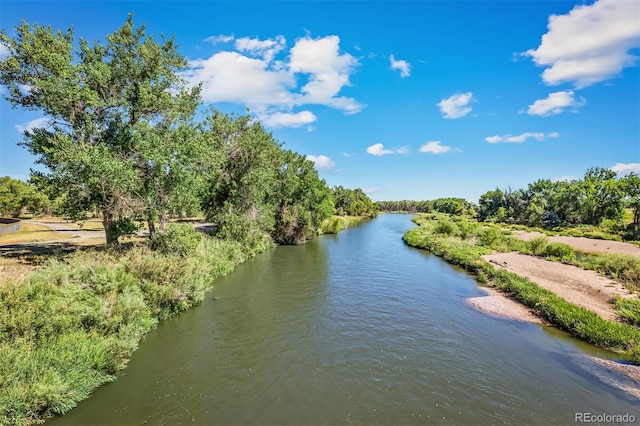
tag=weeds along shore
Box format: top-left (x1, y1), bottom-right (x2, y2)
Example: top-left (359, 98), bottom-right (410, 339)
top-left (0, 224), bottom-right (265, 426)
top-left (402, 214), bottom-right (640, 365)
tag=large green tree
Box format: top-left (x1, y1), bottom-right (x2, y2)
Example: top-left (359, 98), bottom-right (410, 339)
top-left (0, 16), bottom-right (201, 243)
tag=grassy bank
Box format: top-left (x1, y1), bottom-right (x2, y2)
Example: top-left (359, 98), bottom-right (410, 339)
top-left (320, 215), bottom-right (367, 234)
top-left (0, 225), bottom-right (261, 426)
top-left (403, 215), bottom-right (640, 365)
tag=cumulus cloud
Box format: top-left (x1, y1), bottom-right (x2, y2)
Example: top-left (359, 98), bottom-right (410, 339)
top-left (259, 110), bottom-right (316, 128)
top-left (307, 154), bottom-right (335, 171)
top-left (419, 141), bottom-right (452, 154)
top-left (524, 0), bottom-right (640, 87)
top-left (184, 51), bottom-right (295, 106)
top-left (437, 92), bottom-right (474, 119)
top-left (485, 132), bottom-right (559, 144)
top-left (184, 33), bottom-right (363, 127)
top-left (390, 54), bottom-right (411, 78)
top-left (611, 163), bottom-right (640, 175)
top-left (289, 35), bottom-right (363, 113)
top-left (15, 117), bottom-right (51, 133)
top-left (366, 143), bottom-right (395, 156)
top-left (527, 90), bottom-right (586, 116)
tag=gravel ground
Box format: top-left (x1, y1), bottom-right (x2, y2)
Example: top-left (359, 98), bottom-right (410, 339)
top-left (512, 230), bottom-right (640, 256)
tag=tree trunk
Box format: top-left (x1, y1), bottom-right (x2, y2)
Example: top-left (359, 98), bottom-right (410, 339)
top-left (147, 212), bottom-right (156, 238)
top-left (159, 213), bottom-right (166, 233)
top-left (103, 212), bottom-right (118, 245)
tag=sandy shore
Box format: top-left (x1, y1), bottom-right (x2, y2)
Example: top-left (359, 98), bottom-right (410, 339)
top-left (467, 287), bottom-right (542, 323)
top-left (481, 252), bottom-right (638, 321)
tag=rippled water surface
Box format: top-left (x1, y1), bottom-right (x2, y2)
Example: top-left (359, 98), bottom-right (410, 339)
top-left (50, 214), bottom-right (638, 425)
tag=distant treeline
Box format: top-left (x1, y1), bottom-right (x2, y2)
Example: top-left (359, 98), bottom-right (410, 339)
top-left (376, 198), bottom-right (476, 216)
top-left (476, 167), bottom-right (639, 233)
top-left (376, 166), bottom-right (640, 238)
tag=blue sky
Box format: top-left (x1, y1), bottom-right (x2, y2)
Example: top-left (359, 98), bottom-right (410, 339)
top-left (1, 0), bottom-right (639, 202)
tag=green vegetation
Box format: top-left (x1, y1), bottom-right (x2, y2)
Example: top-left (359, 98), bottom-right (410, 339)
top-left (0, 227), bottom-right (254, 425)
top-left (403, 214), bottom-right (640, 365)
top-left (376, 197), bottom-right (476, 216)
top-left (476, 167), bottom-right (640, 241)
top-left (320, 215), bottom-right (367, 234)
top-left (0, 177), bottom-right (51, 218)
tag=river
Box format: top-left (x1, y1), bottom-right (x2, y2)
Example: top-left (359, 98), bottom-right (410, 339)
top-left (50, 214), bottom-right (638, 425)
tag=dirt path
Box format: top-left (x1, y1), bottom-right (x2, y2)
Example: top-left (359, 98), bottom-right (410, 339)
top-left (480, 252), bottom-right (638, 321)
top-left (512, 230), bottom-right (640, 256)
top-left (25, 220), bottom-right (105, 242)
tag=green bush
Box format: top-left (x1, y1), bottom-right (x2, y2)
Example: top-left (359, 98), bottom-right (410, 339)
top-left (149, 223), bottom-right (202, 257)
top-left (527, 236), bottom-right (549, 256)
top-left (544, 242), bottom-right (575, 261)
top-left (477, 227), bottom-right (503, 246)
top-left (433, 220), bottom-right (459, 237)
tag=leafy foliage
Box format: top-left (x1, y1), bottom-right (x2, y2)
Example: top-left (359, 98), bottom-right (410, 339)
top-left (0, 176), bottom-right (51, 217)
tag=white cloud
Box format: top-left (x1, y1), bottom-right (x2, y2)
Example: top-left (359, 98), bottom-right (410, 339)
top-left (184, 52), bottom-right (295, 106)
top-left (259, 110), bottom-right (316, 128)
top-left (419, 141), bottom-right (452, 154)
top-left (307, 154), bottom-right (335, 171)
top-left (366, 143), bottom-right (395, 156)
top-left (363, 187), bottom-right (380, 194)
top-left (0, 43), bottom-right (9, 59)
top-left (235, 35), bottom-right (286, 62)
top-left (390, 54), bottom-right (411, 78)
top-left (524, 0), bottom-right (640, 88)
top-left (183, 33), bottom-right (363, 128)
top-left (289, 35), bottom-right (363, 114)
top-left (528, 90), bottom-right (586, 116)
top-left (205, 34), bottom-right (234, 44)
top-left (396, 146), bottom-right (410, 155)
top-left (437, 92), bottom-right (474, 119)
top-left (611, 163), bottom-right (640, 175)
top-left (15, 117), bottom-right (51, 133)
top-left (485, 132), bottom-right (559, 144)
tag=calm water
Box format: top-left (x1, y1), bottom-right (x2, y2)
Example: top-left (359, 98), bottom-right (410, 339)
top-left (50, 214), bottom-right (638, 425)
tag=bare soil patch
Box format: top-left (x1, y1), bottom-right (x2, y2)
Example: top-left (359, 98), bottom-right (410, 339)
top-left (481, 252), bottom-right (638, 321)
top-left (512, 230), bottom-right (640, 256)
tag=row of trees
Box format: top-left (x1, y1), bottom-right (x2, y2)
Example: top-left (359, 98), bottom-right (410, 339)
top-left (477, 167), bottom-right (640, 230)
top-left (0, 16), bottom-right (372, 245)
top-left (376, 198), bottom-right (476, 216)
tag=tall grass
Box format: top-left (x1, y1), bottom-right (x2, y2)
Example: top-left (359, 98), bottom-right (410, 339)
top-left (0, 229), bottom-right (253, 426)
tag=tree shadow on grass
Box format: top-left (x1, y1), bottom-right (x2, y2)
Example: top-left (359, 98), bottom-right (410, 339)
top-left (0, 241), bottom-right (107, 266)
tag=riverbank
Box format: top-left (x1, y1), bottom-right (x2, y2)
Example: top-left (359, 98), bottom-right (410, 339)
top-left (402, 214), bottom-right (640, 367)
top-left (0, 225), bottom-right (255, 426)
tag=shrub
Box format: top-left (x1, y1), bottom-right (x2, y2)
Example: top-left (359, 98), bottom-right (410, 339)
top-left (527, 236), bottom-right (549, 256)
top-left (477, 227), bottom-right (503, 247)
top-left (433, 220), bottom-right (459, 237)
top-left (149, 223), bottom-right (202, 257)
top-left (544, 242), bottom-right (575, 261)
